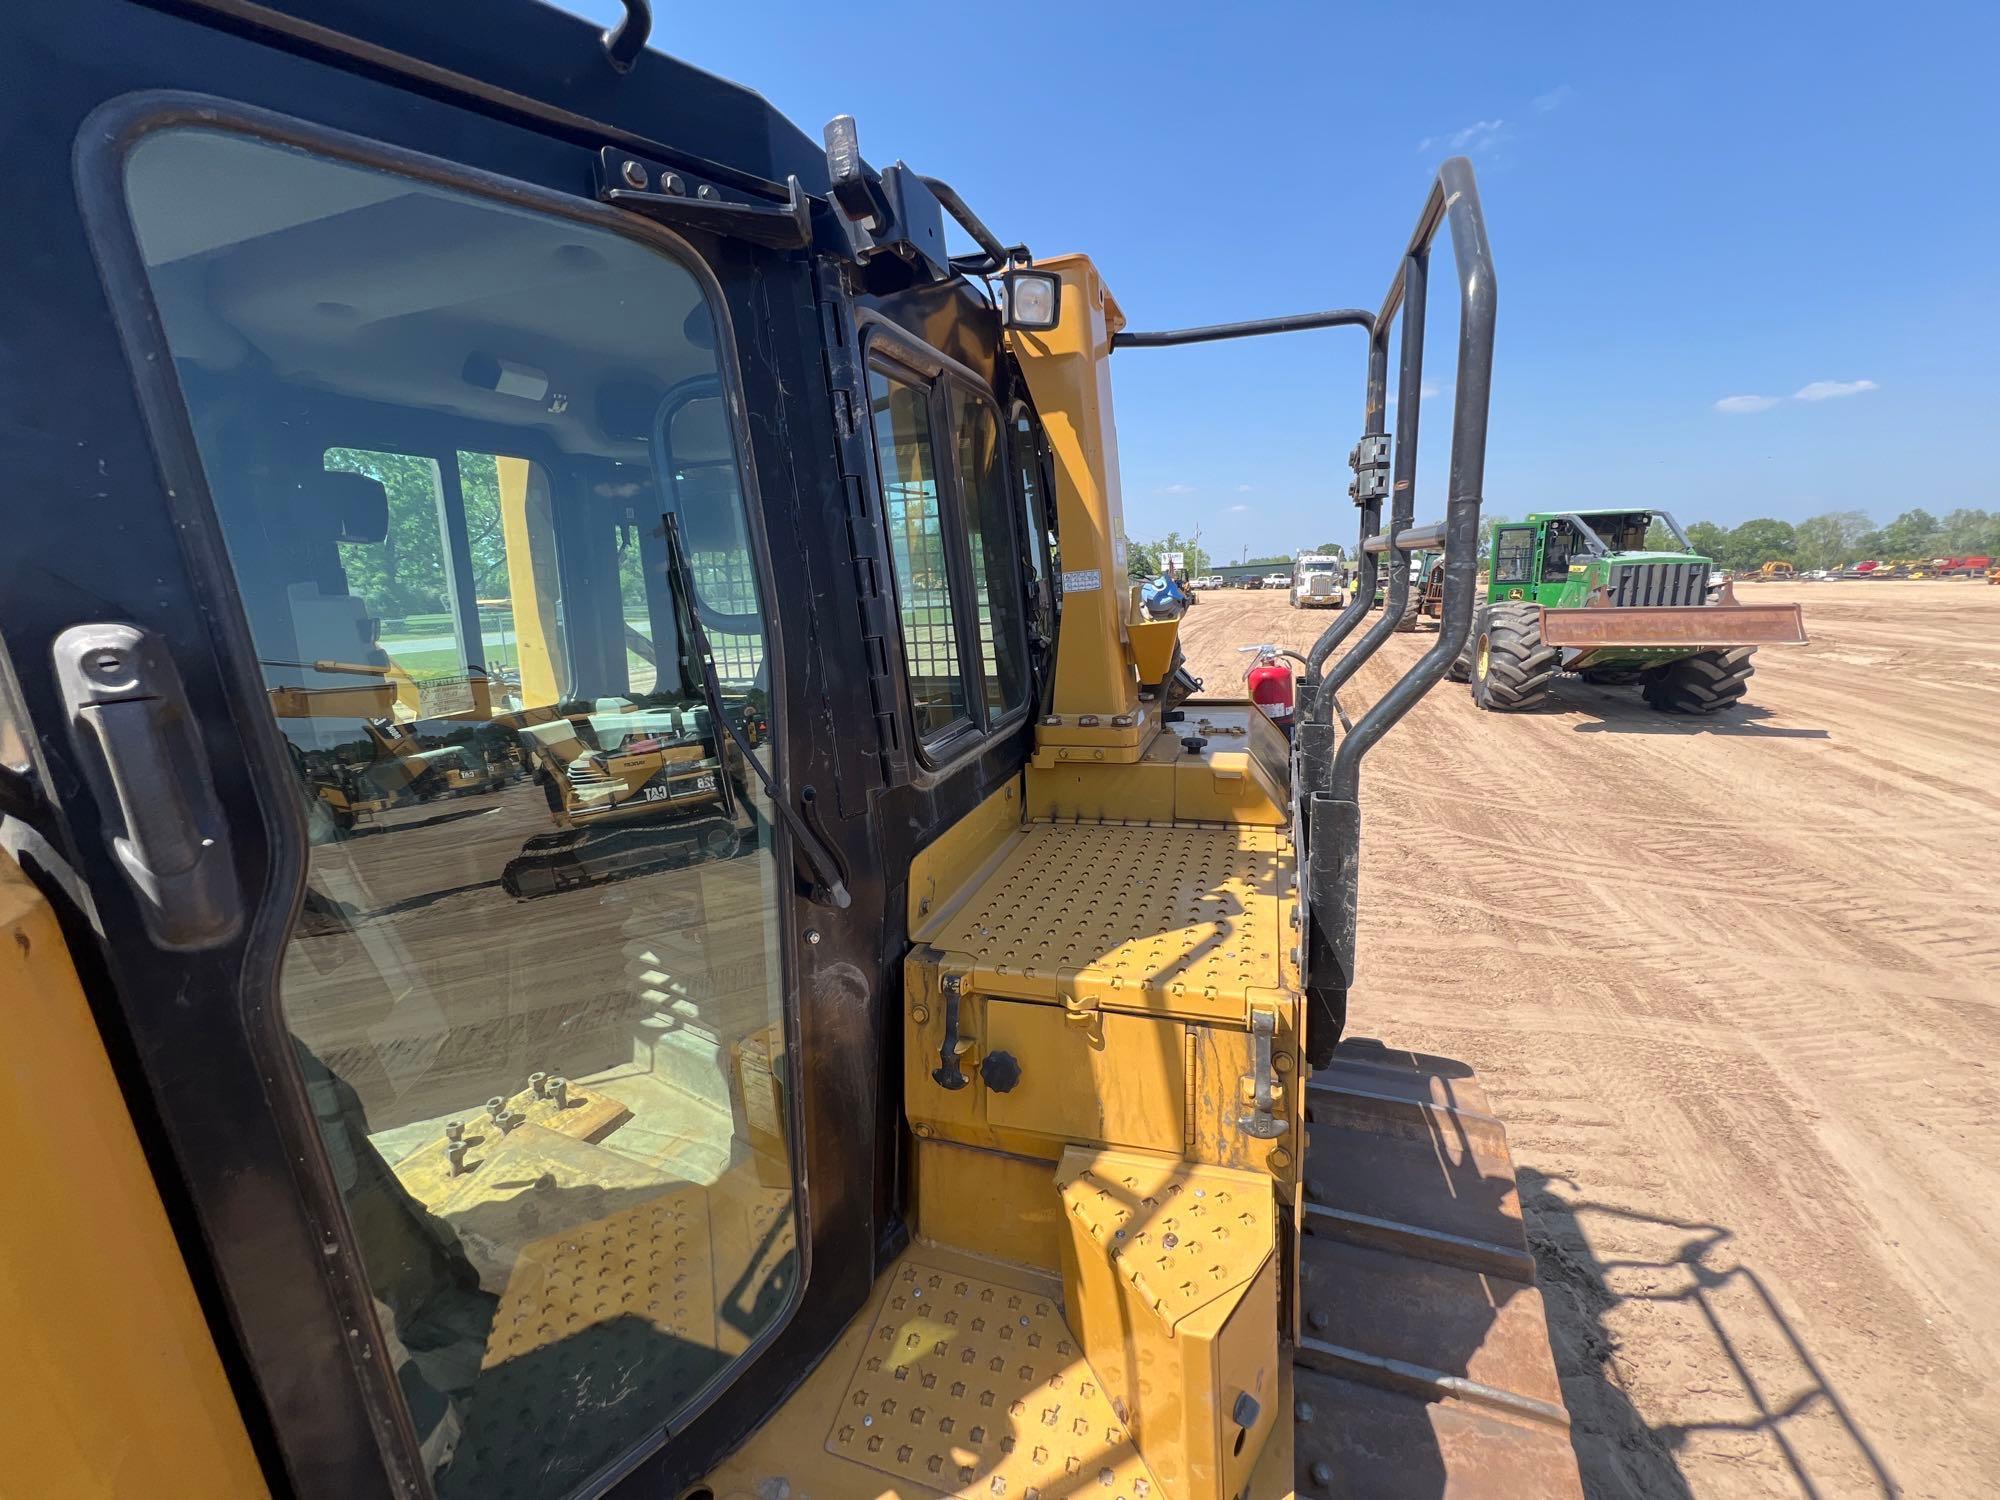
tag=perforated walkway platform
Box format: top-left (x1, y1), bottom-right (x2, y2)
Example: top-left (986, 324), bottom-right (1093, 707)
top-left (927, 822), bottom-right (1287, 1021)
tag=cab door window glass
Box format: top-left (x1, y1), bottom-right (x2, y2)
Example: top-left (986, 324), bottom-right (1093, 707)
top-left (949, 387), bottom-right (1029, 719)
top-left (1540, 521), bottom-right (1575, 581)
top-left (125, 125), bottom-right (796, 1497)
top-left (1494, 526), bottom-right (1536, 585)
top-left (867, 366), bottom-right (970, 738)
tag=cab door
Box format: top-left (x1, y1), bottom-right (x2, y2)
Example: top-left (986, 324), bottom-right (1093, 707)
top-left (0, 5), bottom-right (887, 1496)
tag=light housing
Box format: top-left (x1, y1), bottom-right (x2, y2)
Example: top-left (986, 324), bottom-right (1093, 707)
top-left (1001, 269), bottom-right (1061, 331)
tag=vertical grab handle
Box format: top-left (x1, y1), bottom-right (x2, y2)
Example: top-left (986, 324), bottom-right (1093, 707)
top-left (54, 623), bottom-right (241, 950)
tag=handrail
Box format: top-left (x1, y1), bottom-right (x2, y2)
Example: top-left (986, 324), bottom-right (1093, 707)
top-left (1302, 156), bottom-right (1496, 1066)
top-left (1112, 307), bottom-right (1374, 349)
top-left (1361, 521), bottom-right (1448, 554)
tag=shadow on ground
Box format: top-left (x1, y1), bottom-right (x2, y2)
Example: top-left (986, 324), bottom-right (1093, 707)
top-left (1520, 1168), bottom-right (1898, 1500)
top-left (1562, 685), bottom-right (1830, 739)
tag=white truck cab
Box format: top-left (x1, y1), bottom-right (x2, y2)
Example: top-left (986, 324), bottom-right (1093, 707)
top-left (1291, 554), bottom-right (1346, 608)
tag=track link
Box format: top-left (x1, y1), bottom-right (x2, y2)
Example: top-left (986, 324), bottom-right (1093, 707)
top-left (1294, 1038), bottom-right (1583, 1499)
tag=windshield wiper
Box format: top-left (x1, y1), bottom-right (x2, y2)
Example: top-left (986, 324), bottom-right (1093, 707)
top-left (662, 513), bottom-right (851, 910)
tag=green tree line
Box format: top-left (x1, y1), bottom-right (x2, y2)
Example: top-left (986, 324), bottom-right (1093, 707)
top-left (1682, 507), bottom-right (2000, 571)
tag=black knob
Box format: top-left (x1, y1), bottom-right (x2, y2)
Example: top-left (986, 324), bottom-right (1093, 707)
top-left (1181, 735), bottom-right (1208, 756)
top-left (980, 1049), bottom-right (1022, 1093)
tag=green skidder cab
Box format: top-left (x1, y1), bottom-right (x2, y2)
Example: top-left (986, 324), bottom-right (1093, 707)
top-left (1452, 509), bottom-right (1809, 712)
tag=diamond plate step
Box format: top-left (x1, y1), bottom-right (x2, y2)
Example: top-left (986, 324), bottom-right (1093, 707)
top-left (829, 1258), bottom-right (1160, 1498)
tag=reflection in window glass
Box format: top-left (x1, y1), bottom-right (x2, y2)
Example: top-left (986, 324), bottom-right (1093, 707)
top-left (868, 368), bottom-right (969, 737)
top-left (1495, 527), bottom-right (1536, 585)
top-left (126, 126), bottom-right (795, 1496)
top-left (950, 388), bottom-right (1028, 718)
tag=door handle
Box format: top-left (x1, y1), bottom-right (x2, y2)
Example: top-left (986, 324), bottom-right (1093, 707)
top-left (54, 623), bottom-right (241, 950)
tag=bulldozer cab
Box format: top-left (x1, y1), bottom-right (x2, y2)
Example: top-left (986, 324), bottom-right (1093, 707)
top-left (0, 4), bottom-right (1578, 1499)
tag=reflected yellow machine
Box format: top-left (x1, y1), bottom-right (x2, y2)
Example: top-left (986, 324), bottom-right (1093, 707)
top-left (1, 8), bottom-right (1582, 1500)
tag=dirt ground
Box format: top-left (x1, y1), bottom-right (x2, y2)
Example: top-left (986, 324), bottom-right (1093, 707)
top-left (1180, 580), bottom-right (2000, 1500)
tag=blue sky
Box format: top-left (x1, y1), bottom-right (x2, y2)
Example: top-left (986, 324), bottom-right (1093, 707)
top-left (558, 0), bottom-right (1997, 559)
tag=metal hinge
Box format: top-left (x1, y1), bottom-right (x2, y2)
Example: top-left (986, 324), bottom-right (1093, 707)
top-left (1236, 1002), bottom-right (1290, 1139)
top-left (1347, 433), bottom-right (1390, 505)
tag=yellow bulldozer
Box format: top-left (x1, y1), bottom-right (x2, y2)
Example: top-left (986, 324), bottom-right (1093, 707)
top-left (0, 5), bottom-right (1579, 1499)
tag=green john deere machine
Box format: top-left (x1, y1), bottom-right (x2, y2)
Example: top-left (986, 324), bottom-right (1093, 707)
top-left (1445, 508), bottom-right (1808, 712)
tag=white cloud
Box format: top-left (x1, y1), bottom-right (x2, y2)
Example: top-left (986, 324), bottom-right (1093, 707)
top-left (1236, 484), bottom-right (1254, 493)
top-left (1446, 119), bottom-right (1505, 151)
top-left (1228, 504), bottom-right (1251, 513)
top-left (1156, 482), bottom-right (1195, 495)
top-left (1414, 136), bottom-right (1434, 155)
top-left (1715, 395), bottom-right (1781, 414)
top-left (1533, 85), bottom-right (1573, 114)
top-left (1793, 379), bottom-right (1878, 402)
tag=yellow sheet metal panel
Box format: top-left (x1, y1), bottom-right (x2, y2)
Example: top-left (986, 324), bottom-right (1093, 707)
top-left (1125, 616), bottom-right (1182, 685)
top-left (1057, 1147), bottom-right (1279, 1500)
top-left (908, 776), bottom-right (1025, 933)
top-left (928, 822), bottom-right (1285, 1023)
top-left (1007, 256), bottom-right (1143, 733)
top-left (905, 978), bottom-right (1188, 1162)
top-left (985, 1000), bottom-right (1187, 1154)
top-left (912, 1137), bottom-right (1067, 1272)
top-left (1023, 758), bottom-right (1178, 824)
top-left (0, 852), bottom-right (266, 1498)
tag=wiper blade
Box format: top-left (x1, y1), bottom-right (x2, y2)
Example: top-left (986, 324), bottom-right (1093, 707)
top-left (662, 512), bottom-right (851, 910)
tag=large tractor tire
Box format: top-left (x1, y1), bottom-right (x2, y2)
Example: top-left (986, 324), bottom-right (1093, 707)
top-left (1391, 588), bottom-right (1422, 632)
top-left (1640, 647), bottom-right (1756, 714)
top-left (1447, 614), bottom-right (1477, 682)
top-left (1469, 601), bottom-right (1558, 711)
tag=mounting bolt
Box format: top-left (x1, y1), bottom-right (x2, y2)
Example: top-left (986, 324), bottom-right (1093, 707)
top-left (1310, 1462), bottom-right (1333, 1487)
top-left (550, 1077), bottom-right (569, 1109)
top-left (1308, 1307), bottom-right (1329, 1332)
top-left (87, 650), bottom-right (125, 680)
top-left (486, 1095), bottom-right (506, 1121)
top-left (444, 1120), bottom-right (465, 1143)
top-left (1161, 1233), bottom-right (1179, 1250)
top-left (806, 929), bottom-right (822, 945)
top-left (660, 171), bottom-right (685, 195)
top-left (1295, 1400), bottom-right (1314, 1423)
top-left (620, 159), bottom-right (648, 189)
top-left (696, 183), bottom-right (719, 200)
top-left (529, 1071), bottom-right (549, 1099)
top-left (911, 1004), bottom-right (930, 1024)
top-left (446, 1139), bottom-right (469, 1176)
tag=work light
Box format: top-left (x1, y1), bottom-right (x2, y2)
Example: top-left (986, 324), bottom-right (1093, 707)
top-left (1002, 269), bottom-right (1061, 331)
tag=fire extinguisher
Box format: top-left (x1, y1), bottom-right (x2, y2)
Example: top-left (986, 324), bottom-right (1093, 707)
top-left (1240, 644), bottom-right (1302, 735)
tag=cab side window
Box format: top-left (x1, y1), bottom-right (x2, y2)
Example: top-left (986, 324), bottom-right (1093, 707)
top-left (865, 352), bottom-right (1034, 754)
top-left (949, 385), bottom-right (1029, 720)
top-left (868, 366), bottom-right (972, 740)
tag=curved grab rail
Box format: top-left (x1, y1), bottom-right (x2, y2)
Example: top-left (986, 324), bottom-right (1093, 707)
top-left (1303, 156), bottom-right (1497, 1066)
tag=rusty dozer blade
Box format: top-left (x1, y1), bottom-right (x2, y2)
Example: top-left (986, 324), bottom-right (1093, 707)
top-left (1539, 601), bottom-right (1808, 649)
top-left (1294, 1039), bottom-right (1584, 1500)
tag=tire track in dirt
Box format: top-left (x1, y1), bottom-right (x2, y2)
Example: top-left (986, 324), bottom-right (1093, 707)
top-left (1181, 581), bottom-right (2000, 1499)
